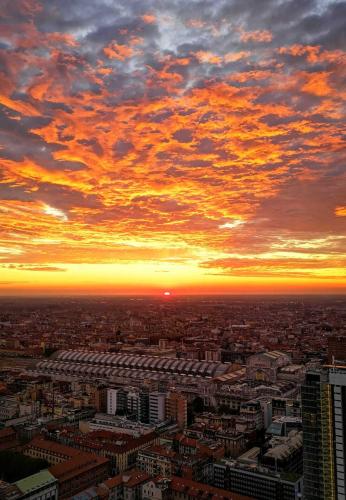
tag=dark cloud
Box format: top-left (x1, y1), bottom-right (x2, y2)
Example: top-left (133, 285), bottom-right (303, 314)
top-left (2, 264), bottom-right (66, 272)
top-left (172, 128), bottom-right (194, 143)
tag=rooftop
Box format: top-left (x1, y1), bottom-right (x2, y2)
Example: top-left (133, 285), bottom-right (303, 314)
top-left (15, 470), bottom-right (57, 495)
top-left (49, 454), bottom-right (109, 481)
top-left (104, 469), bottom-right (151, 489)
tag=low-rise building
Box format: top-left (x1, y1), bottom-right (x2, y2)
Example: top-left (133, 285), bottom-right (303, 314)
top-left (215, 431), bottom-right (247, 458)
top-left (15, 470), bottom-right (58, 500)
top-left (240, 401), bottom-right (263, 430)
top-left (23, 437), bottom-right (81, 465)
top-left (213, 460), bottom-right (303, 500)
top-left (101, 469), bottom-right (151, 500)
top-left (138, 445), bottom-right (175, 477)
top-left (142, 476), bottom-right (254, 500)
top-left (49, 453), bottom-right (109, 499)
top-left (58, 428), bottom-right (159, 475)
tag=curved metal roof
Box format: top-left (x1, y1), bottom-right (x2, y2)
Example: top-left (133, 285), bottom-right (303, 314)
top-left (47, 350), bottom-right (231, 378)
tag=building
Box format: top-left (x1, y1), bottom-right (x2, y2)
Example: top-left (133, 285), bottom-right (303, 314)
top-left (101, 469), bottom-right (151, 500)
top-left (165, 392), bottom-right (187, 429)
top-left (0, 396), bottom-right (18, 421)
top-left (142, 476), bottom-right (254, 500)
top-left (173, 433), bottom-right (224, 460)
top-left (23, 437), bottom-right (109, 498)
top-left (239, 401), bottom-right (263, 430)
top-left (57, 428), bottom-right (159, 475)
top-left (328, 334), bottom-right (346, 364)
top-left (261, 431), bottom-right (303, 474)
top-left (127, 390), bottom-right (140, 418)
top-left (32, 350), bottom-right (232, 382)
top-left (149, 392), bottom-right (166, 424)
top-left (214, 431), bottom-right (247, 458)
top-left (139, 388), bottom-right (150, 424)
top-left (0, 480), bottom-right (21, 500)
top-left (15, 470), bottom-right (58, 500)
top-left (138, 445), bottom-right (175, 477)
top-left (107, 388), bottom-right (118, 415)
top-left (23, 437), bottom-right (81, 465)
top-left (80, 413), bottom-right (156, 435)
top-left (272, 398), bottom-right (301, 419)
top-left (302, 365), bottom-right (346, 500)
top-left (205, 349), bottom-right (221, 362)
top-left (266, 417), bottom-right (302, 438)
top-left (49, 453), bottom-right (109, 499)
top-left (213, 461), bottom-right (303, 500)
top-left (246, 352), bottom-right (291, 382)
top-left (91, 386), bottom-right (107, 413)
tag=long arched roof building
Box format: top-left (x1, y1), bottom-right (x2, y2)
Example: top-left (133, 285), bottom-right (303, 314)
top-left (33, 350), bottom-right (232, 382)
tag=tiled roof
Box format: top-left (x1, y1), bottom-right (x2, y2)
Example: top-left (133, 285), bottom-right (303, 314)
top-left (0, 427), bottom-right (16, 439)
top-left (49, 454), bottom-right (108, 481)
top-left (171, 476), bottom-right (254, 500)
top-left (104, 469), bottom-right (150, 490)
top-left (24, 437), bottom-right (81, 457)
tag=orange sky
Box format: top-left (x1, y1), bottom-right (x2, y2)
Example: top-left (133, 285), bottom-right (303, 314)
top-left (0, 0), bottom-right (345, 294)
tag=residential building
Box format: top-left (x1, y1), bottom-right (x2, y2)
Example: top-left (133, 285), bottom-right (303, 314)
top-left (149, 392), bottom-right (166, 424)
top-left (101, 469), bottom-right (151, 500)
top-left (107, 389), bottom-right (119, 415)
top-left (165, 392), bottom-right (187, 429)
top-left (57, 428), bottom-right (159, 475)
top-left (142, 476), bottom-right (254, 500)
top-left (239, 401), bottom-right (263, 430)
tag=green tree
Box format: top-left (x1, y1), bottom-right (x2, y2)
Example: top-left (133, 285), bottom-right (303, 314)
top-left (0, 451), bottom-right (49, 482)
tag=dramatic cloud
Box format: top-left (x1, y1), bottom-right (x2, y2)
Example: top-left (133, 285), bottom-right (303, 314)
top-left (0, 0), bottom-right (345, 293)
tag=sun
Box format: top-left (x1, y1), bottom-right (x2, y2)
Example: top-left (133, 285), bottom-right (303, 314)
top-left (163, 291), bottom-right (171, 296)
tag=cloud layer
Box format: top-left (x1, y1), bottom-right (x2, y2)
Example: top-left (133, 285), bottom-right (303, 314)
top-left (0, 0), bottom-right (345, 291)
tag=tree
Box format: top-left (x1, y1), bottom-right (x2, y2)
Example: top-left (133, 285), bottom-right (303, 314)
top-left (0, 451), bottom-right (49, 482)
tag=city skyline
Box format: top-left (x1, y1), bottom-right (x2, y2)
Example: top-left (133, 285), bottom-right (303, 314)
top-left (0, 0), bottom-right (345, 295)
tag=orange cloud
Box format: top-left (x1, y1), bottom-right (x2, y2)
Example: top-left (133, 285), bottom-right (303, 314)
top-left (240, 29), bottom-right (273, 43)
top-left (103, 43), bottom-right (136, 60)
top-left (141, 13), bottom-right (156, 24)
top-left (195, 51), bottom-right (223, 64)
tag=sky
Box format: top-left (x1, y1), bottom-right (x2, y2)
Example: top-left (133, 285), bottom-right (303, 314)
top-left (0, 0), bottom-right (345, 295)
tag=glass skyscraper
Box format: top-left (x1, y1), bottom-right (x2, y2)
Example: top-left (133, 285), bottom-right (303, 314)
top-left (302, 366), bottom-right (346, 500)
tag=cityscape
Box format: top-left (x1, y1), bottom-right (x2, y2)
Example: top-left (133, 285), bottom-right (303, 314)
top-left (0, 0), bottom-right (345, 499)
top-left (0, 295), bottom-right (345, 499)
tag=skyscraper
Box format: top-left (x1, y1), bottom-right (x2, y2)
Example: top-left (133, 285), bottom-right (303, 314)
top-left (302, 365), bottom-right (346, 500)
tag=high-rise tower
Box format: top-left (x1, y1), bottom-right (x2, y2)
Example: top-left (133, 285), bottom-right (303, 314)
top-left (302, 365), bottom-right (346, 500)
